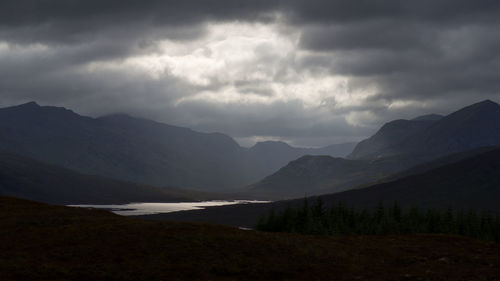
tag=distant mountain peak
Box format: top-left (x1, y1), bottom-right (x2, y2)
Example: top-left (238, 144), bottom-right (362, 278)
top-left (443, 99), bottom-right (500, 122)
top-left (1, 102), bottom-right (79, 117)
top-left (467, 99), bottom-right (500, 110)
top-left (477, 99), bottom-right (498, 105)
top-left (20, 101), bottom-right (40, 107)
top-left (412, 114), bottom-right (443, 121)
top-left (253, 141), bottom-right (292, 148)
top-left (249, 141), bottom-right (296, 152)
top-left (9, 101), bottom-right (41, 110)
top-left (7, 102), bottom-right (80, 114)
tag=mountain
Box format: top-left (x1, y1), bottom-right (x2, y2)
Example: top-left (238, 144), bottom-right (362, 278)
top-left (0, 152), bottom-right (209, 204)
top-left (0, 102), bottom-right (351, 191)
top-left (347, 115), bottom-right (442, 159)
top-left (349, 100), bottom-right (500, 161)
top-left (244, 155), bottom-right (392, 199)
top-left (383, 146), bottom-right (499, 182)
top-left (0, 102), bottom-right (245, 190)
top-left (245, 141), bottom-right (356, 179)
top-left (398, 100), bottom-right (500, 158)
top-left (411, 114), bottom-right (443, 121)
top-left (240, 100), bottom-right (500, 200)
top-left (311, 145), bottom-right (500, 211)
top-left (148, 146), bottom-right (500, 227)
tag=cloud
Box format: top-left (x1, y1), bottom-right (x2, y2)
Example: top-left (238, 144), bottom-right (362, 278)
top-left (1, 0), bottom-right (500, 147)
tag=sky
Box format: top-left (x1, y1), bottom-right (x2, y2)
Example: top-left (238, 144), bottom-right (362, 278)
top-left (1, 1), bottom-right (500, 147)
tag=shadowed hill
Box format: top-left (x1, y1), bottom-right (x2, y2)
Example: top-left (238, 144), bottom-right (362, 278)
top-left (348, 115), bottom-right (442, 159)
top-left (0, 102), bottom-right (249, 190)
top-left (0, 152), bottom-right (210, 204)
top-left (349, 100), bottom-right (500, 161)
top-left (2, 196), bottom-right (500, 280)
top-left (0, 102), bottom-right (353, 191)
top-left (246, 141), bottom-right (356, 177)
top-left (244, 155), bottom-right (392, 200)
top-left (245, 100), bottom-right (500, 199)
top-left (148, 146), bottom-right (500, 227)
top-left (316, 146), bottom-right (500, 210)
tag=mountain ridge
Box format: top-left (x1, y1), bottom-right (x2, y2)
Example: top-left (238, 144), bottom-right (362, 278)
top-left (147, 146), bottom-right (500, 227)
top-left (352, 100), bottom-right (500, 160)
top-left (0, 152), bottom-right (206, 204)
top-left (0, 101), bottom-right (354, 191)
top-left (247, 100), bottom-right (500, 199)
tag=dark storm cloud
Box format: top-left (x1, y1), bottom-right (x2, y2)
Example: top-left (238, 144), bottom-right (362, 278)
top-left (289, 1), bottom-right (500, 118)
top-left (0, 50), bottom-right (193, 115)
top-left (0, 0), bottom-right (278, 46)
top-left (0, 0), bottom-right (278, 26)
top-left (283, 0), bottom-right (500, 23)
top-left (299, 21), bottom-right (433, 51)
top-left (1, 0), bottom-right (500, 146)
top-left (298, 21), bottom-right (500, 102)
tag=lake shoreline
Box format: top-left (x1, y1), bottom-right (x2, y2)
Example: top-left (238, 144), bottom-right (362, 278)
top-left (69, 200), bottom-right (269, 216)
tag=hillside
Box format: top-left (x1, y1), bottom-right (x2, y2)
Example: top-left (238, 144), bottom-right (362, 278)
top-left (348, 115), bottom-right (442, 159)
top-left (244, 155), bottom-right (393, 199)
top-left (148, 146), bottom-right (500, 227)
top-left (245, 100), bottom-right (500, 199)
top-left (1, 196), bottom-right (500, 280)
top-left (349, 100), bottom-right (500, 161)
top-left (0, 152), bottom-right (205, 204)
top-left (315, 146), bottom-right (500, 210)
top-left (246, 141), bottom-right (356, 177)
top-left (0, 102), bottom-right (353, 191)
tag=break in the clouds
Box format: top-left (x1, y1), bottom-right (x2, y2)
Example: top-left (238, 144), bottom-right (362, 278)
top-left (1, 1), bottom-right (500, 147)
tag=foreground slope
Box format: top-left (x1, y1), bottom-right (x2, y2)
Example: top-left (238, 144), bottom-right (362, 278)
top-left (1, 196), bottom-right (500, 281)
top-left (151, 146), bottom-right (500, 227)
top-left (0, 152), bottom-right (201, 204)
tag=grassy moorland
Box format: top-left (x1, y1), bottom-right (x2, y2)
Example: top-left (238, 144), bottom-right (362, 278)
top-left (1, 196), bottom-right (500, 280)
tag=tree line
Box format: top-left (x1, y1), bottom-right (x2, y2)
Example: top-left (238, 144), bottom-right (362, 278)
top-left (256, 199), bottom-right (500, 242)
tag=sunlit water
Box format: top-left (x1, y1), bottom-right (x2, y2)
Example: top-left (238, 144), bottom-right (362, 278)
top-left (69, 200), bottom-right (269, 216)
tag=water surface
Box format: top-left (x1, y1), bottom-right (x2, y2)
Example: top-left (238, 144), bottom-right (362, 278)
top-left (70, 200), bottom-right (268, 216)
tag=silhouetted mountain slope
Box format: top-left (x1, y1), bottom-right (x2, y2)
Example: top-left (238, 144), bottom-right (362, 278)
top-left (348, 115), bottom-right (442, 159)
top-left (95, 113), bottom-right (250, 189)
top-left (399, 100), bottom-right (500, 158)
top-left (0, 102), bottom-right (250, 190)
top-left (245, 155), bottom-right (394, 199)
top-left (149, 147), bottom-right (500, 227)
top-left (244, 101), bottom-right (500, 200)
top-left (349, 100), bottom-right (500, 161)
top-left (384, 146), bottom-right (499, 182)
top-left (411, 114), bottom-right (443, 121)
top-left (316, 146), bottom-right (500, 210)
top-left (0, 152), bottom-right (201, 204)
top-left (317, 142), bottom-right (357, 156)
top-left (0, 102), bottom-right (351, 191)
top-left (246, 141), bottom-right (356, 178)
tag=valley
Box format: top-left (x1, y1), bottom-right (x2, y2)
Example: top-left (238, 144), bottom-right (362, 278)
top-left (2, 100), bottom-right (500, 280)
top-left (3, 2), bottom-right (500, 279)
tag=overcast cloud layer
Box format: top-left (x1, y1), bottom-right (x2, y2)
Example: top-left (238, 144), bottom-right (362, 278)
top-left (1, 0), bottom-right (500, 147)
